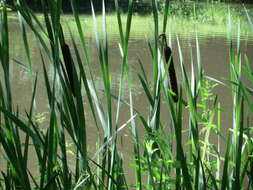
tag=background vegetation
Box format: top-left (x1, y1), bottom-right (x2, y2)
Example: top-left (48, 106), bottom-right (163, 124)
top-left (0, 0), bottom-right (253, 189)
top-left (3, 0), bottom-right (253, 13)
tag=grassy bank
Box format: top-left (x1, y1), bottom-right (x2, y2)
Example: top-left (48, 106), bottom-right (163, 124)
top-left (54, 3), bottom-right (253, 39)
top-left (6, 2), bottom-right (253, 40)
top-left (0, 0), bottom-right (253, 189)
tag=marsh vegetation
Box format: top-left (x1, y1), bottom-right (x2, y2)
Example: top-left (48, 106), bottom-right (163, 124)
top-left (0, 0), bottom-right (253, 189)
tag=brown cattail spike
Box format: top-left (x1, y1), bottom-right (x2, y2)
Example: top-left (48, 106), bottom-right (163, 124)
top-left (59, 26), bottom-right (75, 96)
top-left (158, 34), bottom-right (178, 102)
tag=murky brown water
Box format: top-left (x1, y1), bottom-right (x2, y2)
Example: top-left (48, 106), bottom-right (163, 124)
top-left (1, 15), bottom-right (253, 184)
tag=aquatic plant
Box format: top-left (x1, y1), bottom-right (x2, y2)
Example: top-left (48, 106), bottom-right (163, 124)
top-left (0, 0), bottom-right (252, 189)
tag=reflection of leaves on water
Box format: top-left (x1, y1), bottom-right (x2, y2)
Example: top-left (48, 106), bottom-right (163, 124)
top-left (91, 73), bottom-right (142, 99)
top-left (66, 142), bottom-right (75, 155)
top-left (35, 112), bottom-right (48, 123)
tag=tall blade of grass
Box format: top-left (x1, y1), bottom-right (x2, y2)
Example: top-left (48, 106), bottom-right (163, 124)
top-left (233, 97), bottom-right (244, 189)
top-left (123, 0), bottom-right (133, 58)
top-left (12, 60), bottom-right (36, 76)
top-left (204, 163), bottom-right (218, 190)
top-left (114, 0), bottom-right (124, 45)
top-left (221, 133), bottom-right (231, 189)
top-left (57, 102), bottom-right (83, 182)
top-left (115, 0), bottom-right (133, 124)
top-left (23, 74), bottom-right (38, 171)
top-left (1, 173), bottom-right (11, 190)
top-left (138, 73), bottom-right (154, 106)
top-left (52, 0), bottom-right (62, 37)
top-left (129, 85), bottom-right (142, 190)
top-left (176, 88), bottom-right (192, 189)
top-left (190, 48), bottom-right (195, 97)
top-left (150, 82), bottom-right (161, 131)
top-left (151, 0), bottom-right (159, 91)
top-left (239, 110), bottom-right (253, 186)
top-left (175, 89), bottom-right (182, 189)
top-left (164, 80), bottom-right (192, 189)
top-left (101, 1), bottom-right (118, 188)
top-left (111, 2), bottom-right (135, 186)
top-left (138, 59), bottom-right (148, 84)
top-left (0, 108), bottom-right (35, 190)
top-left (74, 112), bottom-right (136, 189)
top-left (91, 114), bottom-right (136, 161)
top-left (59, 122), bottom-right (71, 189)
top-left (88, 80), bottom-right (109, 136)
top-left (0, 132), bottom-right (31, 189)
top-left (177, 37), bottom-right (199, 148)
top-left (46, 109), bottom-right (58, 189)
top-left (74, 164), bottom-right (101, 190)
top-left (25, 112), bottom-right (45, 162)
top-left (158, 46), bottom-right (169, 93)
top-left (237, 22), bottom-right (241, 55)
top-left (69, 0), bottom-right (95, 79)
top-left (0, 108), bottom-right (42, 147)
top-left (17, 0), bottom-right (32, 75)
top-left (41, 53), bottom-right (55, 109)
top-left (216, 103), bottom-right (221, 180)
top-left (50, 0), bottom-right (62, 70)
top-left (227, 9), bottom-right (239, 163)
top-left (0, 3), bottom-right (12, 110)
top-left (102, 0), bottom-right (108, 65)
top-left (196, 34), bottom-right (203, 87)
top-left (145, 141), bottom-right (156, 189)
top-left (199, 152), bottom-right (207, 189)
top-left (41, 42), bottom-right (59, 188)
top-left (149, 42), bottom-right (162, 131)
top-left (68, 26), bottom-right (99, 130)
top-left (13, 0), bottom-right (46, 35)
top-left (90, 13), bottom-right (113, 183)
top-left (40, 0), bottom-right (53, 43)
top-left (73, 66), bottom-right (88, 178)
top-left (148, 41), bottom-right (154, 60)
top-left (102, 0), bottom-right (113, 140)
top-left (151, 0), bottom-right (158, 46)
top-left (42, 173), bottom-right (59, 190)
top-left (12, 110), bottom-right (32, 190)
top-left (91, 1), bottom-right (100, 50)
top-left (14, 3), bottom-right (51, 57)
top-left (88, 158), bottom-right (120, 189)
top-left (23, 133), bottom-right (30, 172)
top-left (240, 141), bottom-right (253, 187)
top-left (193, 150), bottom-right (200, 189)
top-left (57, 66), bottom-right (88, 180)
top-left (109, 142), bottom-right (128, 190)
top-left (162, 0), bottom-right (169, 34)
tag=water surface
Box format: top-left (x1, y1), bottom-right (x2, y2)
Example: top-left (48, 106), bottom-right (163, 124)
top-left (1, 13), bottom-right (253, 183)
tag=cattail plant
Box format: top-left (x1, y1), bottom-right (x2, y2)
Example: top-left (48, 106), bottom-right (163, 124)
top-left (159, 33), bottom-right (178, 102)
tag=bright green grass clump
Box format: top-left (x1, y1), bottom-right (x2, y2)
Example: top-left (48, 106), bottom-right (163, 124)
top-left (0, 0), bottom-right (253, 189)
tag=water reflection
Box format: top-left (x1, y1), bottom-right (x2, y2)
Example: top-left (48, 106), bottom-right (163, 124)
top-left (6, 17), bottom-right (253, 111)
top-left (7, 17), bottom-right (253, 132)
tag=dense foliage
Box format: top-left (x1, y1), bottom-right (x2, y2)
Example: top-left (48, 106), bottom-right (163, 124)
top-left (0, 0), bottom-right (253, 189)
top-left (3, 0), bottom-right (253, 13)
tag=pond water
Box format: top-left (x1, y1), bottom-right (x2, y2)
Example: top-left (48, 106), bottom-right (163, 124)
top-left (8, 25), bottom-right (253, 132)
top-left (1, 12), bottom-right (253, 184)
